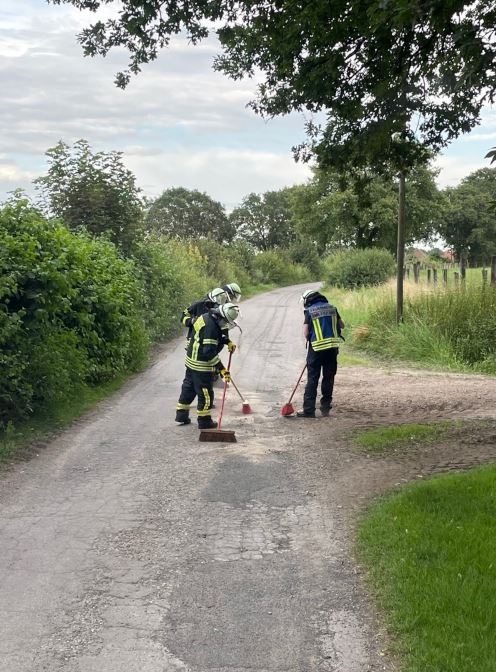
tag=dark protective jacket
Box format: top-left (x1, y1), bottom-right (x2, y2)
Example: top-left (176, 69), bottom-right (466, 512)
top-left (185, 312), bottom-right (226, 373)
top-left (304, 293), bottom-right (342, 352)
top-left (181, 296), bottom-right (229, 345)
top-left (181, 296), bottom-right (214, 336)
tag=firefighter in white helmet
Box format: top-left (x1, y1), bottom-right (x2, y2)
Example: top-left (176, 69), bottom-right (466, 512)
top-left (297, 289), bottom-right (345, 418)
top-left (175, 303), bottom-right (240, 429)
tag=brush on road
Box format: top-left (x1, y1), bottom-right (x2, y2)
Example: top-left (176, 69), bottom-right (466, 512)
top-left (281, 363), bottom-right (307, 417)
top-left (199, 353), bottom-right (237, 443)
top-left (229, 377), bottom-right (252, 414)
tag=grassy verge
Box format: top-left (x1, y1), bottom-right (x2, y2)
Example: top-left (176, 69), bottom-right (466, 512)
top-left (355, 421), bottom-right (457, 454)
top-left (358, 463), bottom-right (496, 671)
top-left (0, 375), bottom-right (128, 465)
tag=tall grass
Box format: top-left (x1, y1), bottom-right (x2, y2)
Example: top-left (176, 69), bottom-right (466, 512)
top-left (324, 278), bottom-right (496, 374)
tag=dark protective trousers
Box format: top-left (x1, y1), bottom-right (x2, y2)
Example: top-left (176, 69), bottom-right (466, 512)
top-left (303, 347), bottom-right (338, 415)
top-left (176, 368), bottom-right (215, 426)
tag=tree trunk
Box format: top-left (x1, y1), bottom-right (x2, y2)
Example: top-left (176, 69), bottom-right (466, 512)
top-left (396, 171), bottom-right (406, 323)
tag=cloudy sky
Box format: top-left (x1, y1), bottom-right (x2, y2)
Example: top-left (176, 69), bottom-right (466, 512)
top-left (1, 0), bottom-right (496, 209)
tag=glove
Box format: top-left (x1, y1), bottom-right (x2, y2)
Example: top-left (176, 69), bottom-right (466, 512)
top-left (219, 368), bottom-right (231, 383)
top-left (227, 340), bottom-right (237, 353)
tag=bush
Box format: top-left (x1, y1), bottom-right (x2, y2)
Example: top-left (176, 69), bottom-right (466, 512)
top-left (252, 250), bottom-right (312, 285)
top-left (0, 199), bottom-right (322, 432)
top-left (0, 200), bottom-right (149, 424)
top-left (326, 248), bottom-right (396, 288)
top-left (288, 240), bottom-right (323, 279)
top-left (195, 237), bottom-right (251, 293)
top-left (133, 236), bottom-right (211, 340)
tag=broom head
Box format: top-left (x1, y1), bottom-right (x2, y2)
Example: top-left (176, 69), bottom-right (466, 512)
top-left (199, 428), bottom-right (237, 443)
top-left (242, 401), bottom-right (252, 414)
top-left (281, 403), bottom-right (295, 417)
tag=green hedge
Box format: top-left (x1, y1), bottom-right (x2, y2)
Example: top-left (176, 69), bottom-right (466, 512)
top-left (0, 201), bottom-right (148, 425)
top-left (326, 248), bottom-right (396, 288)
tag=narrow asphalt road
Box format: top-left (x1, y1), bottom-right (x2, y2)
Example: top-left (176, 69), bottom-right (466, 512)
top-left (0, 284), bottom-right (394, 672)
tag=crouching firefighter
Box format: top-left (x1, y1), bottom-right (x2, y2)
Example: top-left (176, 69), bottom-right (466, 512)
top-left (175, 303), bottom-right (241, 429)
top-left (297, 289), bottom-right (345, 418)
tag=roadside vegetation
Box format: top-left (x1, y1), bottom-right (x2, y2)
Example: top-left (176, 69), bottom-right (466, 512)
top-left (358, 463), bottom-right (496, 671)
top-left (324, 261), bottom-right (496, 376)
top-left (354, 421), bottom-right (457, 454)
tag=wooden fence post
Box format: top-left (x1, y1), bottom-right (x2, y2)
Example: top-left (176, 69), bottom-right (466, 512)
top-left (460, 255), bottom-right (467, 283)
top-left (482, 268), bottom-right (488, 284)
top-left (427, 269), bottom-right (431, 283)
top-left (454, 271), bottom-right (459, 285)
top-left (491, 256), bottom-right (496, 285)
top-left (433, 268), bottom-right (438, 284)
top-left (406, 267), bottom-right (410, 279)
top-left (414, 262), bottom-right (420, 283)
top-left (443, 268), bottom-right (448, 284)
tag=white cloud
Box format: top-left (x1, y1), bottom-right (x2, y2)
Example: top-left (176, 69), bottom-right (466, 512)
top-left (0, 2), bottom-right (311, 205)
top-left (0, 162), bottom-right (35, 182)
top-left (434, 155), bottom-right (486, 187)
top-left (4, 0), bottom-right (494, 208)
top-left (126, 148), bottom-right (312, 206)
top-left (461, 131), bottom-right (496, 141)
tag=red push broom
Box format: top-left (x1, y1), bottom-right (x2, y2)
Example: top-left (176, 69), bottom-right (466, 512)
top-left (199, 352), bottom-right (237, 442)
top-left (281, 363), bottom-right (307, 417)
top-left (229, 377), bottom-right (252, 414)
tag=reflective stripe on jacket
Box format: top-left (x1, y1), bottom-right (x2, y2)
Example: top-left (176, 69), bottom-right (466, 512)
top-left (305, 301), bottom-right (341, 352)
top-left (185, 313), bottom-right (223, 373)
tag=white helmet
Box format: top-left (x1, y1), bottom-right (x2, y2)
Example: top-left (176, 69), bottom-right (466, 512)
top-left (300, 289), bottom-right (318, 306)
top-left (216, 302), bottom-right (240, 328)
top-left (224, 282), bottom-right (241, 301)
top-left (208, 287), bottom-right (228, 305)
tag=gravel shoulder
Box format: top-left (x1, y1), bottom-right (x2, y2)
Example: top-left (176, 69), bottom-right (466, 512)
top-left (1, 284), bottom-right (496, 672)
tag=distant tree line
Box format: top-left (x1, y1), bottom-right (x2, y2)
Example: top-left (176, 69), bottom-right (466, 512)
top-left (32, 140), bottom-right (496, 268)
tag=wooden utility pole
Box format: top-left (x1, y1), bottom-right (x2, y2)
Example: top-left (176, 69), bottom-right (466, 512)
top-left (491, 256), bottom-right (496, 285)
top-left (396, 171), bottom-right (406, 323)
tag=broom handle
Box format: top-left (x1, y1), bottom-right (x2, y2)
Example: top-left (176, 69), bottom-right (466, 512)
top-left (229, 377), bottom-right (244, 402)
top-left (218, 351), bottom-right (233, 430)
top-left (287, 363), bottom-right (307, 404)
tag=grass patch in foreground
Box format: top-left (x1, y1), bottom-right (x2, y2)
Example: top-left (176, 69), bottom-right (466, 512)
top-left (339, 352), bottom-right (374, 367)
top-left (0, 375), bottom-right (127, 466)
top-left (358, 464), bottom-right (496, 671)
top-left (355, 421), bottom-right (456, 454)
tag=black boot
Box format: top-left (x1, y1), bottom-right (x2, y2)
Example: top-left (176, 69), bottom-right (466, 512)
top-left (175, 410), bottom-right (191, 425)
top-left (296, 410), bottom-right (316, 418)
top-left (198, 417), bottom-right (218, 429)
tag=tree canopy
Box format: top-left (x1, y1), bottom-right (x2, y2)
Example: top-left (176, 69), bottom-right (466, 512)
top-left (290, 166), bottom-right (442, 253)
top-left (35, 139), bottom-right (144, 252)
top-left (52, 0), bottom-right (496, 320)
top-left (146, 187), bottom-right (234, 242)
top-left (229, 188), bottom-right (296, 251)
top-left (441, 168), bottom-right (496, 264)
